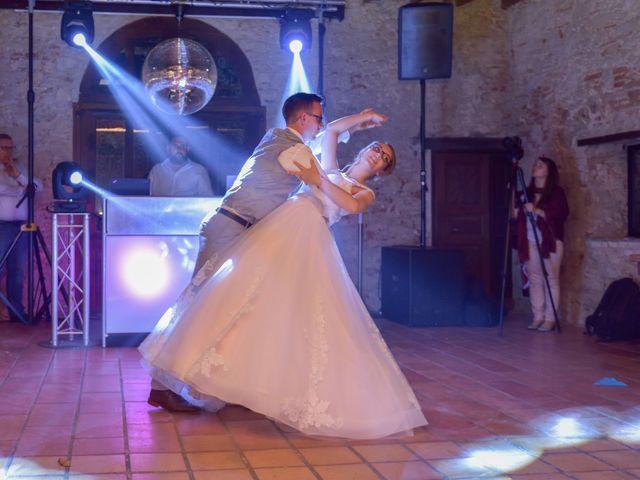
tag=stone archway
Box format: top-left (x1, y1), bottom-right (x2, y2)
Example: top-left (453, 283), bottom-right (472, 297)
top-left (74, 17), bottom-right (265, 195)
top-left (73, 17), bottom-right (265, 314)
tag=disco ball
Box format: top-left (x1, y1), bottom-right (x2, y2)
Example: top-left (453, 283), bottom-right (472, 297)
top-left (142, 38), bottom-right (217, 116)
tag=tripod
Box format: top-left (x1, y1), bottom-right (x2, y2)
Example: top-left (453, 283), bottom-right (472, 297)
top-left (0, 1), bottom-right (51, 326)
top-left (0, 188), bottom-right (52, 325)
top-left (497, 137), bottom-right (561, 335)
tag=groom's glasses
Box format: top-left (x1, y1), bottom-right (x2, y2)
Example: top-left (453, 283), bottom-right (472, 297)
top-left (305, 112), bottom-right (324, 124)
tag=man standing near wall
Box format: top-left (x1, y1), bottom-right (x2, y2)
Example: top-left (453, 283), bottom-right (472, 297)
top-left (0, 133), bottom-right (43, 323)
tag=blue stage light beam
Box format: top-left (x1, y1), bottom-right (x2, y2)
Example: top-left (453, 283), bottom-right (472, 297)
top-left (79, 42), bottom-right (247, 188)
top-left (278, 51), bottom-right (312, 128)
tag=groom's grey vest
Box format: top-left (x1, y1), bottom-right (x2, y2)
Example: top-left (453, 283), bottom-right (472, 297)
top-left (220, 128), bottom-right (304, 223)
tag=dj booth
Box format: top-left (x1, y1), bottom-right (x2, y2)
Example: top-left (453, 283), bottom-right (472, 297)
top-left (102, 196), bottom-right (222, 346)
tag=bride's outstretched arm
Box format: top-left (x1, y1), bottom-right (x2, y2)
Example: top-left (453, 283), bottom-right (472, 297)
top-left (320, 109), bottom-right (388, 172)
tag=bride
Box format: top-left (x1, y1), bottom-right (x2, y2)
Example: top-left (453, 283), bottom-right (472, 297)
top-left (139, 113), bottom-right (428, 439)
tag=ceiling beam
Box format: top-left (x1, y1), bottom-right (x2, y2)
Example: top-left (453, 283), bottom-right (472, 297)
top-left (0, 1), bottom-right (345, 20)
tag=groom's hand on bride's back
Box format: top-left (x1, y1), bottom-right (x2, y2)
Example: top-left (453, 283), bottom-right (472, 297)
top-left (291, 160), bottom-right (323, 187)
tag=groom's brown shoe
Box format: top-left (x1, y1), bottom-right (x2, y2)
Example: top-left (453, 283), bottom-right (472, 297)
top-left (148, 389), bottom-right (199, 412)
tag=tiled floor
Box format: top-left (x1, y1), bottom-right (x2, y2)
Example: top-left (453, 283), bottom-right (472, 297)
top-left (1, 316), bottom-right (639, 479)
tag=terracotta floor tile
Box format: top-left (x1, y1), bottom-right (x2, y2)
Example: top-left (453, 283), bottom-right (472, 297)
top-left (69, 474), bottom-right (127, 479)
top-left (591, 449), bottom-right (640, 469)
top-left (27, 402), bottom-right (77, 427)
top-left (75, 413), bottom-right (124, 438)
top-left (0, 413), bottom-right (27, 440)
top-left (37, 384), bottom-right (80, 403)
top-left (579, 438), bottom-right (633, 452)
top-left (373, 461), bottom-right (443, 480)
top-left (187, 451), bottom-right (246, 470)
top-left (510, 474), bottom-right (575, 479)
top-left (14, 428), bottom-right (72, 456)
top-left (181, 433), bottom-right (236, 452)
top-left (313, 463), bottom-right (379, 480)
top-left (193, 470), bottom-right (254, 480)
top-left (406, 441), bottom-right (464, 460)
top-left (299, 446), bottom-right (361, 465)
top-left (227, 421), bottom-right (289, 450)
top-left (352, 444), bottom-right (417, 462)
top-left (0, 438), bottom-right (17, 455)
top-left (127, 423), bottom-right (181, 453)
top-left (571, 472), bottom-right (638, 480)
top-left (244, 448), bottom-right (304, 468)
top-left (71, 436), bottom-right (126, 455)
top-left (542, 452), bottom-right (616, 472)
top-left (174, 414), bottom-right (226, 435)
top-left (132, 474), bottom-right (191, 480)
top-left (67, 454), bottom-right (127, 474)
top-left (254, 466), bottom-right (318, 480)
top-left (82, 374), bottom-right (122, 392)
top-left (284, 433), bottom-right (347, 448)
top-left (129, 452), bottom-right (187, 472)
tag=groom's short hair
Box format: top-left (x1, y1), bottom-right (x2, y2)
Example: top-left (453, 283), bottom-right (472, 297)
top-left (282, 92), bottom-right (324, 124)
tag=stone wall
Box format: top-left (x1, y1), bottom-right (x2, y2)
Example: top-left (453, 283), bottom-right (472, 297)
top-left (505, 0), bottom-right (640, 324)
top-left (1, 0), bottom-right (639, 324)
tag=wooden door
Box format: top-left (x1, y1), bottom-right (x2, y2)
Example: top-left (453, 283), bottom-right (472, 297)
top-left (430, 139), bottom-right (511, 302)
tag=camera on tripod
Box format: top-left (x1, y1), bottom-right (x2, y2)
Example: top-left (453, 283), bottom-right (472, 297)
top-left (502, 136), bottom-right (524, 161)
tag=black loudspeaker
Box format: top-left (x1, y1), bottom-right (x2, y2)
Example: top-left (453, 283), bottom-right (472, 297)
top-left (381, 246), bottom-right (465, 326)
top-left (398, 2), bottom-right (453, 80)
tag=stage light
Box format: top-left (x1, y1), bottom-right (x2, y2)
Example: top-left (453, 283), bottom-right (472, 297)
top-left (72, 32), bottom-right (87, 47)
top-left (289, 39), bottom-right (303, 54)
top-left (60, 1), bottom-right (94, 48)
top-left (51, 161), bottom-right (88, 212)
top-left (280, 9), bottom-right (313, 53)
top-left (69, 170), bottom-right (83, 185)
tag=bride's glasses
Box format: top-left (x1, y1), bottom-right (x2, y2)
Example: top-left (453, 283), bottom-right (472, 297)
top-left (370, 144), bottom-right (392, 166)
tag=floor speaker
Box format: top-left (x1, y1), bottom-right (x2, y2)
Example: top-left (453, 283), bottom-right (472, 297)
top-left (381, 246), bottom-right (465, 326)
top-left (398, 2), bottom-right (453, 80)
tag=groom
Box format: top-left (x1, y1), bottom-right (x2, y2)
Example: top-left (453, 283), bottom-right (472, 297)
top-left (147, 92), bottom-right (386, 412)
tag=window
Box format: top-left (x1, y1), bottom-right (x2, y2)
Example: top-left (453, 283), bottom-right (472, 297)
top-left (74, 17), bottom-right (264, 198)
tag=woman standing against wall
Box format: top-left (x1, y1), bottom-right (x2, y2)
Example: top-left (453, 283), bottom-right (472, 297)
top-left (514, 156), bottom-right (570, 332)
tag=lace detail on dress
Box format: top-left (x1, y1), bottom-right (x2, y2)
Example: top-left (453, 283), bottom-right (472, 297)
top-left (198, 347), bottom-right (228, 374)
top-left (283, 295), bottom-right (344, 430)
top-left (193, 266), bottom-right (264, 377)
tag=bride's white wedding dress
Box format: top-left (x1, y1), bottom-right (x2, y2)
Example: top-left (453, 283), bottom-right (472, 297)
top-left (139, 172), bottom-right (428, 439)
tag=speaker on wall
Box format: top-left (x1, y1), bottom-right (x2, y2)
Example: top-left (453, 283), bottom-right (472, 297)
top-left (398, 2), bottom-right (453, 80)
top-left (381, 246), bottom-right (465, 326)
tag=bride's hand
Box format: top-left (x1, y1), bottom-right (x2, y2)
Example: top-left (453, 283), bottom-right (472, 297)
top-left (354, 110), bottom-right (389, 131)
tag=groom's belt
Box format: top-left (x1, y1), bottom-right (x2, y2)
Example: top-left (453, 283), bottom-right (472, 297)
top-left (216, 207), bottom-right (253, 228)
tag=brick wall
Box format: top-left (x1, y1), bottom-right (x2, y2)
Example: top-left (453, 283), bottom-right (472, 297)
top-left (1, 0), bottom-right (638, 325)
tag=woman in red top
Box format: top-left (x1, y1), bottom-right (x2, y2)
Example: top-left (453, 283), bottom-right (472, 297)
top-left (514, 156), bottom-right (569, 332)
